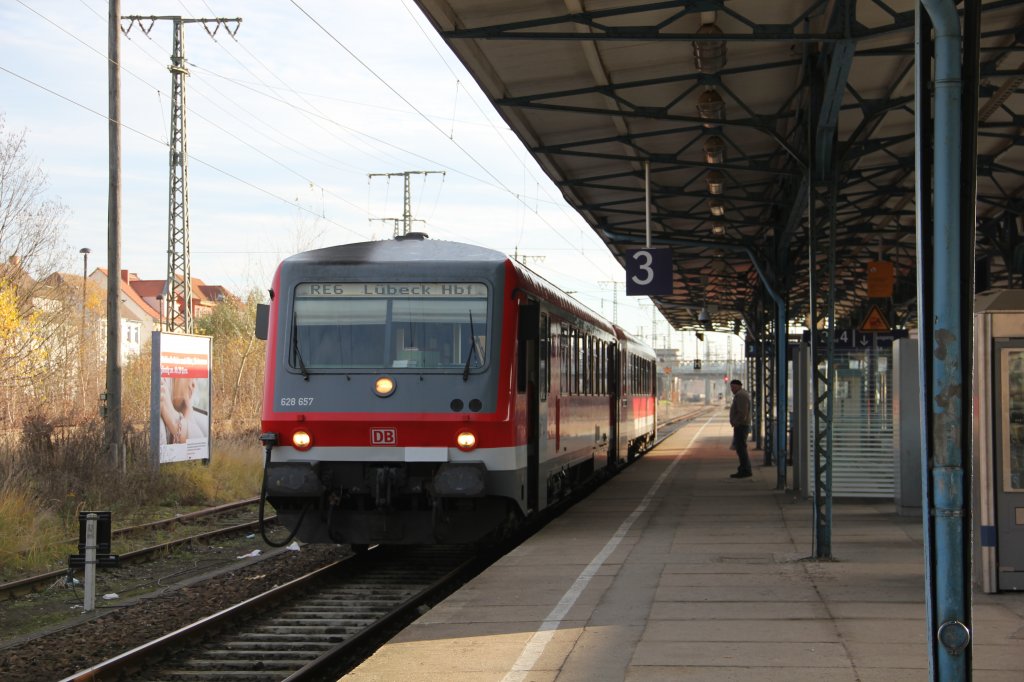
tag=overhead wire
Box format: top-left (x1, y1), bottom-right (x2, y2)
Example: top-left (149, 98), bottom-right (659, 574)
top-left (16, 0), bottom-right (632, 311)
top-left (402, 5), bottom-right (628, 290)
top-left (397, 0), bottom-right (601, 234)
top-left (122, 2), bottom-right (388, 220)
top-left (190, 0), bottom-right (413, 174)
top-left (17, 0), bottom-right (370, 228)
top-left (0, 64), bottom-right (362, 238)
top-left (291, 0), bottom-right (625, 282)
top-left (20, 0), bottom-right (383, 236)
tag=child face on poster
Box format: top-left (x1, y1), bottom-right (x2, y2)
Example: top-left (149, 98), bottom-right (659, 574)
top-left (160, 377), bottom-right (198, 443)
top-left (169, 377), bottom-right (196, 413)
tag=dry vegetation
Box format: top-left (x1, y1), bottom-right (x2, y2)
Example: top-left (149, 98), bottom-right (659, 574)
top-left (1, 115), bottom-right (271, 580)
top-left (0, 294), bottom-right (268, 580)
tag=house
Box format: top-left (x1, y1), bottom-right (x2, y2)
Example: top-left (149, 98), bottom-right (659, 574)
top-left (88, 268), bottom-right (236, 355)
top-left (41, 271), bottom-right (148, 361)
top-left (111, 271), bottom-right (234, 328)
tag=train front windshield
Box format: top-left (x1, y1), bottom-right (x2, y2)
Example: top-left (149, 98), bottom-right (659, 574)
top-left (291, 282), bottom-right (489, 371)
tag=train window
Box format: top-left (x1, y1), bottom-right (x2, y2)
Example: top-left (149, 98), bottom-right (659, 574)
top-left (391, 298), bottom-right (488, 369)
top-left (540, 313), bottom-right (550, 400)
top-left (585, 333), bottom-right (593, 393)
top-left (291, 282), bottom-right (489, 371)
top-left (559, 327), bottom-right (569, 394)
top-left (586, 336), bottom-right (594, 395)
top-left (568, 328), bottom-right (576, 395)
top-left (574, 330), bottom-right (583, 395)
top-left (293, 298), bottom-right (387, 368)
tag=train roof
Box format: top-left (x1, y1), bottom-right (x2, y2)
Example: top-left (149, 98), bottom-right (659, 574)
top-left (282, 233), bottom-right (507, 267)
top-left (613, 324), bottom-right (656, 358)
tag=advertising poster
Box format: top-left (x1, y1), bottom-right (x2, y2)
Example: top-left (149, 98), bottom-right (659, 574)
top-left (150, 331), bottom-right (212, 465)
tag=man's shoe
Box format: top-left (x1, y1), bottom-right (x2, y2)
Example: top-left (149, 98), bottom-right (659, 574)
top-left (729, 471), bottom-right (752, 479)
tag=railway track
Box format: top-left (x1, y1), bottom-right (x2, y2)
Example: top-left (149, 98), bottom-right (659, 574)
top-left (64, 545), bottom-right (480, 682)
top-left (24, 403), bottom-right (712, 679)
top-left (0, 499), bottom-right (276, 601)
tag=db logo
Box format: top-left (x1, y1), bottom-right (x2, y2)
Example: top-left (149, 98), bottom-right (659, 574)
top-left (370, 427), bottom-right (397, 445)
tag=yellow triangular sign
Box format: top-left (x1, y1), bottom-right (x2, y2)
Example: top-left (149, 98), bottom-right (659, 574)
top-left (859, 305), bottom-right (890, 332)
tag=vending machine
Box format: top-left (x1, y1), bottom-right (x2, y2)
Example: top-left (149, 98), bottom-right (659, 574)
top-left (973, 289), bottom-right (1024, 592)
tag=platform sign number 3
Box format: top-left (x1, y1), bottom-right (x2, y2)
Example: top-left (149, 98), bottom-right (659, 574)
top-left (626, 247), bottom-right (673, 296)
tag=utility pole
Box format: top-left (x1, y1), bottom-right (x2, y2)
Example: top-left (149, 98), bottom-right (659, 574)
top-left (598, 280), bottom-right (620, 325)
top-left (368, 171), bottom-right (445, 237)
top-left (123, 15), bottom-right (241, 333)
top-left (107, 0), bottom-right (122, 469)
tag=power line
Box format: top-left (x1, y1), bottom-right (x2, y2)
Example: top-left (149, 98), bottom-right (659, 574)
top-left (14, 2), bottom-right (629, 297)
top-left (288, 1), bottom-right (624, 280)
top-left (0, 64), bottom-right (363, 237)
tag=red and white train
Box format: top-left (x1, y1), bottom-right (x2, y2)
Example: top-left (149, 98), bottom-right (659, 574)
top-left (257, 234), bottom-right (657, 546)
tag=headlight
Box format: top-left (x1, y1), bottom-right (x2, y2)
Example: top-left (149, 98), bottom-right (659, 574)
top-left (374, 376), bottom-right (396, 397)
top-left (456, 431), bottom-right (477, 451)
top-left (292, 430), bottom-right (312, 450)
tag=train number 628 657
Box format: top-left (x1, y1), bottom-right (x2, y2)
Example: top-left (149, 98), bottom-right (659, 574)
top-left (279, 397), bottom-right (315, 407)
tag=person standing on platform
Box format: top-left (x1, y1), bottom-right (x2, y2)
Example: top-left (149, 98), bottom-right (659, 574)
top-left (728, 379), bottom-right (752, 478)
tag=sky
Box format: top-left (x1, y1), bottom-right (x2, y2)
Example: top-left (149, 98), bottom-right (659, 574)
top-left (0, 0), bottom-right (743, 363)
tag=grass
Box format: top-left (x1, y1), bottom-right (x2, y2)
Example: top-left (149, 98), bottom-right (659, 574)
top-left (0, 416), bottom-right (264, 581)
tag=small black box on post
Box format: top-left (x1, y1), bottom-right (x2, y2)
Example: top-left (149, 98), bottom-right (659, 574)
top-left (78, 511), bottom-right (112, 554)
top-left (68, 511), bottom-right (119, 569)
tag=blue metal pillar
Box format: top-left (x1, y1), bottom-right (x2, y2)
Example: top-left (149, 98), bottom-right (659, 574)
top-left (916, 1), bottom-right (972, 679)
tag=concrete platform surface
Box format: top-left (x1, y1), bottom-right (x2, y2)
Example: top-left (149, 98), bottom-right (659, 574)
top-left (345, 414), bottom-right (1024, 681)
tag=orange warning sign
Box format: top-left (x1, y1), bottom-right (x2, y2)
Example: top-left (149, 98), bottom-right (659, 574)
top-left (859, 305), bottom-right (890, 332)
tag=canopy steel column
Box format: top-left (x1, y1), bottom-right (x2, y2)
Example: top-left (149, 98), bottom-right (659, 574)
top-left (916, 1), bottom-right (974, 678)
top-left (751, 303), bottom-right (764, 451)
top-left (753, 319), bottom-right (764, 451)
top-left (774, 294), bottom-right (787, 490)
top-left (809, 179), bottom-right (839, 559)
top-left (806, 4), bottom-right (854, 555)
top-left (763, 311), bottom-right (775, 467)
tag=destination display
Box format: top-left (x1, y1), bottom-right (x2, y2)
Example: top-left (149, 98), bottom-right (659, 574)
top-left (297, 282), bottom-right (486, 298)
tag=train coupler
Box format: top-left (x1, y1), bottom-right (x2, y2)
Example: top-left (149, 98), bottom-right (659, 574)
top-left (433, 462), bottom-right (486, 497)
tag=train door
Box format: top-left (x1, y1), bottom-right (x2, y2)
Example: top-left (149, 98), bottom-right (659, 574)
top-left (608, 343), bottom-right (620, 467)
top-left (994, 340), bottom-right (1024, 590)
top-left (518, 301), bottom-right (541, 513)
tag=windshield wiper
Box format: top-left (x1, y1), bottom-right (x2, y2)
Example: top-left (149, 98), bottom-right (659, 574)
top-left (462, 310), bottom-right (482, 382)
top-left (293, 324), bottom-right (310, 381)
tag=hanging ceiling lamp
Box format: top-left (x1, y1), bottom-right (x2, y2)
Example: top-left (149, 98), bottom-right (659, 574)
top-left (705, 170), bottom-right (725, 195)
top-left (693, 23), bottom-right (727, 74)
top-left (709, 198), bottom-right (726, 217)
top-left (712, 221), bottom-right (726, 236)
top-left (703, 135), bottom-right (725, 164)
top-left (697, 88), bottom-right (725, 128)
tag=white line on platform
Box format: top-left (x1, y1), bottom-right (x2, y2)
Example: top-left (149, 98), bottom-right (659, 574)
top-left (502, 417), bottom-right (714, 682)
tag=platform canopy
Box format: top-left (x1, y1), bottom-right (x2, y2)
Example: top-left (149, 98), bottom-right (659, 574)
top-left (413, 0), bottom-right (1024, 332)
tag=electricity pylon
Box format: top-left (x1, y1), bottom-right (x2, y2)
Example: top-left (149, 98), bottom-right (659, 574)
top-left (123, 15), bottom-right (241, 332)
top-left (368, 171), bottom-right (445, 237)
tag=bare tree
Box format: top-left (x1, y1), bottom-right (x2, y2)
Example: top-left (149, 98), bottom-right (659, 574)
top-left (0, 115), bottom-right (70, 292)
top-left (0, 115), bottom-right (73, 425)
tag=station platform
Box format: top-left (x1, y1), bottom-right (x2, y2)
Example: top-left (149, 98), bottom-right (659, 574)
top-left (345, 414), bottom-right (1024, 681)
